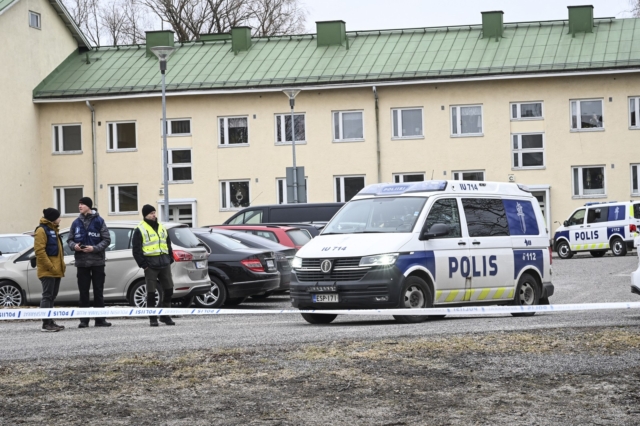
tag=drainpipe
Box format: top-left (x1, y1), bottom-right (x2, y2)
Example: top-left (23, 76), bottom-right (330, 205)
top-left (85, 101), bottom-right (98, 203)
top-left (372, 86), bottom-right (381, 183)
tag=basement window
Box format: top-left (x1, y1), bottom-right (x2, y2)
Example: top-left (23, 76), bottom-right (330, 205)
top-left (29, 11), bottom-right (40, 29)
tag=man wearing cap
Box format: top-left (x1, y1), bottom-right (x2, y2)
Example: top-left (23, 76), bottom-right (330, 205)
top-left (34, 208), bottom-right (66, 332)
top-left (67, 197), bottom-right (112, 328)
top-left (132, 204), bottom-right (176, 327)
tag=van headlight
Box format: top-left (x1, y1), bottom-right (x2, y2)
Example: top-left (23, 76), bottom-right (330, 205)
top-left (292, 256), bottom-right (302, 269)
top-left (359, 253), bottom-right (399, 267)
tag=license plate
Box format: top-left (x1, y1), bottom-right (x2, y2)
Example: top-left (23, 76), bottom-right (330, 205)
top-left (194, 260), bottom-right (206, 269)
top-left (267, 260), bottom-right (275, 269)
top-left (312, 294), bottom-right (339, 303)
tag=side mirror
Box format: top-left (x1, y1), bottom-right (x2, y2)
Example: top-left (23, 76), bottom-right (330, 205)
top-left (30, 257), bottom-right (37, 268)
top-left (421, 223), bottom-right (450, 240)
top-left (563, 220), bottom-right (569, 227)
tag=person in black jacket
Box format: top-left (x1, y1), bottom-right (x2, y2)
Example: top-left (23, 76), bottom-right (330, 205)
top-left (132, 204), bottom-right (175, 327)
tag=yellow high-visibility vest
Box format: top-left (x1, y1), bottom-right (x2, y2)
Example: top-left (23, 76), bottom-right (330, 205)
top-left (138, 221), bottom-right (169, 257)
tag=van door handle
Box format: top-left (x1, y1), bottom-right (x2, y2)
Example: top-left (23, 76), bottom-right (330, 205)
top-left (472, 241), bottom-right (481, 245)
top-left (458, 241), bottom-right (466, 246)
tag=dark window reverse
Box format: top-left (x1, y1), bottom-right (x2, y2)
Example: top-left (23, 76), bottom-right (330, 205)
top-left (462, 198), bottom-right (509, 237)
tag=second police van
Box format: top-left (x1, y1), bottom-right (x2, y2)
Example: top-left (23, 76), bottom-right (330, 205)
top-left (290, 180), bottom-right (554, 324)
top-left (553, 201), bottom-right (640, 259)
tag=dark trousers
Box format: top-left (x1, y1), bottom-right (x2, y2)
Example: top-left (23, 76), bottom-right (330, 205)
top-left (77, 266), bottom-right (106, 322)
top-left (145, 266), bottom-right (174, 315)
top-left (40, 277), bottom-right (61, 324)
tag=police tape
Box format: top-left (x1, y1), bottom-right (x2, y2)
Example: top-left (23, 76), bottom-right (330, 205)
top-left (2, 302), bottom-right (640, 320)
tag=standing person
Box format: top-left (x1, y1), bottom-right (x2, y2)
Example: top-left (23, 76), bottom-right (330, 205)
top-left (67, 197), bottom-right (112, 328)
top-left (34, 208), bottom-right (66, 332)
top-left (132, 204), bottom-right (176, 327)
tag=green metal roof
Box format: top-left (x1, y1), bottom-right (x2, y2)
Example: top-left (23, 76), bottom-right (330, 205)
top-left (34, 17), bottom-right (640, 99)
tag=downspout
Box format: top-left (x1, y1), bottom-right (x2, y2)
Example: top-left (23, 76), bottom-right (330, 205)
top-left (85, 101), bottom-right (98, 203)
top-left (372, 86), bottom-right (381, 183)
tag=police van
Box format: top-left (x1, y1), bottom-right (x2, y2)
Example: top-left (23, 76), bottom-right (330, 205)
top-left (553, 201), bottom-right (640, 259)
top-left (290, 180), bottom-right (553, 324)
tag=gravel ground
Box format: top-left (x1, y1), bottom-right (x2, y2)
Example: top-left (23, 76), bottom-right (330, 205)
top-left (1, 254), bottom-right (640, 424)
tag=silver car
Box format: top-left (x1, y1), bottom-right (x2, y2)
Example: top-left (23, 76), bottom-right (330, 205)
top-left (0, 222), bottom-right (210, 308)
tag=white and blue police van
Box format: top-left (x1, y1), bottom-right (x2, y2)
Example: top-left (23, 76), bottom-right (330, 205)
top-left (553, 201), bottom-right (640, 259)
top-left (290, 180), bottom-right (553, 324)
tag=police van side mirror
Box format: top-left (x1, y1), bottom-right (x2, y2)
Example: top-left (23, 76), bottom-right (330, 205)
top-left (420, 223), bottom-right (449, 240)
top-left (563, 220), bottom-right (569, 227)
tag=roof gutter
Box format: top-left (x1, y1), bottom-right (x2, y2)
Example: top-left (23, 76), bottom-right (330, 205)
top-left (85, 101), bottom-right (98, 203)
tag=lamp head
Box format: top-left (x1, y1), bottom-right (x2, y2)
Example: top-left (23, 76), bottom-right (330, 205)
top-left (282, 89), bottom-right (301, 109)
top-left (151, 46), bottom-right (176, 73)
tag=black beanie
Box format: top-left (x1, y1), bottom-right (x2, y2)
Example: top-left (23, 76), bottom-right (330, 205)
top-left (79, 197), bottom-right (93, 209)
top-left (43, 208), bottom-right (61, 222)
top-left (142, 204), bottom-right (156, 217)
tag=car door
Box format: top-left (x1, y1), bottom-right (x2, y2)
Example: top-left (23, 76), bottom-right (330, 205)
top-left (421, 197), bottom-right (470, 304)
top-left (103, 227), bottom-right (140, 301)
top-left (585, 206), bottom-right (610, 250)
top-left (566, 208), bottom-right (586, 250)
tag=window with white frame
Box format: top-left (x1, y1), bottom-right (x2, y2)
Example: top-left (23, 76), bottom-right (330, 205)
top-left (168, 149), bottom-right (192, 182)
top-left (451, 105), bottom-right (483, 136)
top-left (162, 119), bottom-right (191, 136)
top-left (219, 116), bottom-right (248, 146)
top-left (512, 133), bottom-right (545, 169)
top-left (220, 180), bottom-right (250, 210)
top-left (632, 164), bottom-right (640, 195)
top-left (333, 111), bottom-right (364, 141)
top-left (275, 114), bottom-right (305, 144)
top-left (55, 187), bottom-right (83, 216)
top-left (52, 124), bottom-right (82, 153)
top-left (335, 176), bottom-right (365, 202)
top-left (109, 185), bottom-right (138, 214)
top-left (572, 166), bottom-right (605, 197)
top-left (571, 99), bottom-right (603, 130)
top-left (452, 170), bottom-right (485, 181)
top-left (276, 178), bottom-right (308, 204)
top-left (29, 11), bottom-right (40, 29)
top-left (630, 97), bottom-right (640, 128)
top-left (393, 173), bottom-right (425, 183)
top-left (392, 108), bottom-right (423, 138)
top-left (511, 102), bottom-right (543, 120)
top-left (107, 122), bottom-right (137, 150)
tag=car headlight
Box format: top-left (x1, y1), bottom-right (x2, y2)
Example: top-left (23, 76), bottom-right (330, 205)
top-left (292, 256), bottom-right (302, 269)
top-left (359, 253), bottom-right (399, 267)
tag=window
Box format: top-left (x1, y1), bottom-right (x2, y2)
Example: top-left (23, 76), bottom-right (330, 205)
top-left (287, 229), bottom-right (311, 246)
top-left (451, 105), bottom-right (483, 136)
top-left (393, 173), bottom-right (425, 183)
top-left (168, 149), bottom-right (192, 182)
top-left (567, 209), bottom-right (585, 226)
top-left (228, 210), bottom-right (263, 224)
top-left (244, 230), bottom-right (279, 242)
top-left (452, 171), bottom-right (485, 181)
top-left (276, 178), bottom-right (308, 204)
top-left (163, 119), bottom-right (191, 136)
top-left (219, 116), bottom-right (248, 146)
top-left (511, 102), bottom-right (543, 120)
top-left (55, 187), bottom-right (83, 216)
top-left (107, 228), bottom-right (133, 251)
top-left (571, 99), bottom-right (603, 130)
top-left (220, 180), bottom-right (250, 210)
top-left (335, 176), bottom-right (365, 202)
top-left (631, 164), bottom-right (640, 196)
top-left (424, 198), bottom-right (461, 238)
top-left (630, 98), bottom-right (640, 128)
top-left (461, 198), bottom-right (509, 237)
top-left (52, 124), bottom-right (81, 153)
top-left (586, 207), bottom-right (608, 224)
top-left (512, 133), bottom-right (544, 169)
top-left (333, 111), bottom-right (364, 141)
top-left (29, 11), bottom-right (40, 29)
top-left (572, 166), bottom-right (605, 197)
top-left (107, 122), bottom-right (136, 151)
top-left (392, 108), bottom-right (423, 138)
top-left (109, 185), bottom-right (138, 214)
top-left (275, 114), bottom-right (305, 144)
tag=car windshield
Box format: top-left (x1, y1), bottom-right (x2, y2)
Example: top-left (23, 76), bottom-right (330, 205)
top-left (286, 229), bottom-right (311, 246)
top-left (0, 236), bottom-right (34, 254)
top-left (323, 197), bottom-right (427, 234)
top-left (168, 227), bottom-right (201, 248)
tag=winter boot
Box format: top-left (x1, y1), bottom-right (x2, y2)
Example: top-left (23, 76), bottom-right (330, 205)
top-left (41, 320), bottom-right (60, 332)
top-left (150, 316), bottom-right (159, 327)
top-left (159, 316), bottom-right (175, 326)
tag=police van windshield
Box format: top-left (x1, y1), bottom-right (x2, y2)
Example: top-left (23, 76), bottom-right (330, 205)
top-left (323, 197), bottom-right (427, 234)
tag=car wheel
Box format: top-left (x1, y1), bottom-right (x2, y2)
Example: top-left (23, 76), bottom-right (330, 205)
top-left (590, 250), bottom-right (606, 258)
top-left (128, 281), bottom-right (159, 308)
top-left (556, 241), bottom-right (573, 259)
top-left (250, 292), bottom-right (273, 299)
top-left (172, 296), bottom-right (194, 308)
top-left (0, 281), bottom-right (23, 307)
top-left (511, 273), bottom-right (540, 317)
top-left (393, 276), bottom-right (432, 324)
top-left (224, 297), bottom-right (247, 306)
top-left (301, 313), bottom-right (338, 324)
top-left (611, 237), bottom-right (627, 257)
top-left (194, 276), bottom-right (227, 309)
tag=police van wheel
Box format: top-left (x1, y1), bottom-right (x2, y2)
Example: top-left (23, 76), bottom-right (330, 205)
top-left (511, 273), bottom-right (539, 317)
top-left (557, 241), bottom-right (573, 259)
top-left (301, 313), bottom-right (338, 324)
top-left (611, 237), bottom-right (627, 257)
top-left (393, 276), bottom-right (432, 324)
top-left (590, 250), bottom-right (606, 258)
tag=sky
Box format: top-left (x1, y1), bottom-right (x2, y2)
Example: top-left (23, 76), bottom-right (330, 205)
top-left (303, 0), bottom-right (636, 33)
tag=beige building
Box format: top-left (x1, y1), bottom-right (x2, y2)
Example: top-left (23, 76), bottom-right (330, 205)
top-left (3, 3), bottom-right (640, 234)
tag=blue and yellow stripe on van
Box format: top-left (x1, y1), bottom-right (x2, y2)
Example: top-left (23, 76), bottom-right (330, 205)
top-left (435, 287), bottom-right (515, 303)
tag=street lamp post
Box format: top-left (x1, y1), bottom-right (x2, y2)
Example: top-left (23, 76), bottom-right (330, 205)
top-left (151, 46), bottom-right (177, 222)
top-left (282, 89), bottom-right (301, 203)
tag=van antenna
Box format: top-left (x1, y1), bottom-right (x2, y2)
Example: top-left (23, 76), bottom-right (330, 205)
top-left (431, 170), bottom-right (434, 180)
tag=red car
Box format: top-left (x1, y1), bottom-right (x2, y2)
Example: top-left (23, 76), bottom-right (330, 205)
top-left (211, 225), bottom-right (311, 250)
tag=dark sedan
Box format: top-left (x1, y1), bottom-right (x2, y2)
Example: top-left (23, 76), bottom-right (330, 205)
top-left (192, 229), bottom-right (280, 308)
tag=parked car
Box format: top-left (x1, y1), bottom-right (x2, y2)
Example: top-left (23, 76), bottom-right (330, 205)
top-left (223, 203), bottom-right (344, 225)
top-left (0, 222), bottom-right (210, 308)
top-left (0, 234), bottom-right (34, 258)
top-left (191, 228), bottom-right (280, 308)
top-left (212, 225), bottom-right (311, 250)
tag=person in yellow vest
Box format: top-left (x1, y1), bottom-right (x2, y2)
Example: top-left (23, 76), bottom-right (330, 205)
top-left (132, 204), bottom-right (176, 327)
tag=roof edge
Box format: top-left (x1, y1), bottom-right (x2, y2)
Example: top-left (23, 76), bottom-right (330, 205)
top-left (0, 0), bottom-right (19, 16)
top-left (49, 0), bottom-right (91, 49)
